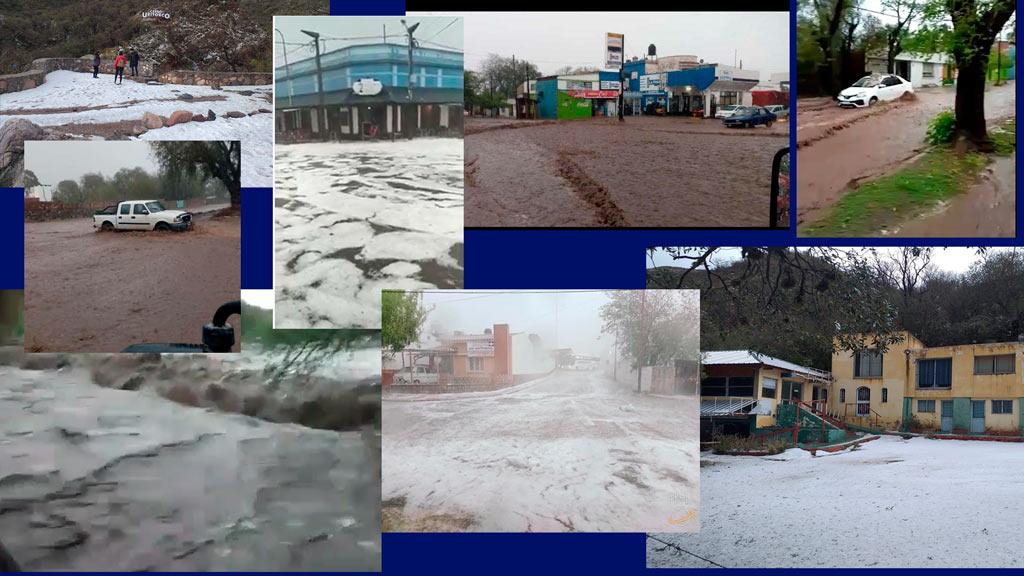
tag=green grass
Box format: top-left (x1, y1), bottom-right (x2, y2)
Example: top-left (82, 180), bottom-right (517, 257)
top-left (801, 117), bottom-right (1016, 237)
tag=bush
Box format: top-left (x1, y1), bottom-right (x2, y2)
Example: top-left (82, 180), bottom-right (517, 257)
top-left (925, 110), bottom-right (957, 145)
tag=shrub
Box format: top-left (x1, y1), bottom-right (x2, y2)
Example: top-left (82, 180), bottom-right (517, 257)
top-left (904, 414), bottom-right (928, 431)
top-left (925, 110), bottom-right (957, 145)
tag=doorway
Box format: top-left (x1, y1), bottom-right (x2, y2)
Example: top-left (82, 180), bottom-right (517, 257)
top-left (781, 380), bottom-right (802, 404)
top-left (940, 400), bottom-right (953, 432)
top-left (970, 400), bottom-right (985, 434)
top-left (896, 60), bottom-right (911, 79)
top-left (856, 386), bottom-right (871, 416)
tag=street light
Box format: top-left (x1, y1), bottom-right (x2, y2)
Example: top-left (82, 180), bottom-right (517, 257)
top-left (301, 29), bottom-right (325, 140)
top-left (274, 28), bottom-right (293, 108)
top-left (402, 19), bottom-right (420, 102)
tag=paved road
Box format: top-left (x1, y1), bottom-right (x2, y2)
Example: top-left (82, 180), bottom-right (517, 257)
top-left (0, 362), bottom-right (381, 571)
top-left (383, 369), bottom-right (699, 532)
top-left (24, 208), bottom-right (240, 352)
top-left (797, 82), bottom-right (1016, 225)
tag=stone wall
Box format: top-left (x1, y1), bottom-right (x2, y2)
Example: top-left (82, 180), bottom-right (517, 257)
top-left (158, 70), bottom-right (272, 86)
top-left (0, 57), bottom-right (158, 94)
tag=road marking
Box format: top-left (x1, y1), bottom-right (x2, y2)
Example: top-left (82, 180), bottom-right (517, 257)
top-left (668, 510), bottom-right (695, 524)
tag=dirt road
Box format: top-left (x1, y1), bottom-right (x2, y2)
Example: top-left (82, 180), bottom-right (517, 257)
top-left (383, 369), bottom-right (699, 532)
top-left (466, 116), bottom-right (788, 227)
top-left (24, 207), bottom-right (240, 352)
top-left (796, 82), bottom-right (1017, 225)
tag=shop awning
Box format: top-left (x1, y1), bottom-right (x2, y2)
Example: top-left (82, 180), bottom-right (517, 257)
top-left (275, 87), bottom-right (462, 108)
top-left (707, 79), bottom-right (759, 92)
top-left (701, 397), bottom-right (758, 417)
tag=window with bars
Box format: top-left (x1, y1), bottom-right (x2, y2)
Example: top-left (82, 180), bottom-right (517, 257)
top-left (975, 354), bottom-right (1015, 375)
top-left (840, 388), bottom-right (846, 403)
top-left (922, 62), bottom-right (934, 78)
top-left (882, 388), bottom-right (888, 403)
top-left (917, 399), bottom-right (936, 413)
top-left (468, 357), bottom-right (484, 372)
top-left (854, 350), bottom-right (883, 378)
top-left (992, 400), bottom-right (1014, 414)
top-left (761, 377), bottom-right (777, 399)
top-left (917, 358), bottom-right (953, 389)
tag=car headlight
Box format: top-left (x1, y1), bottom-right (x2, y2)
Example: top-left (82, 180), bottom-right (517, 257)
top-left (173, 215), bottom-right (182, 222)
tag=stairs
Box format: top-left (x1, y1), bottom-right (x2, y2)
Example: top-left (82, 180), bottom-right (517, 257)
top-left (777, 403), bottom-right (847, 445)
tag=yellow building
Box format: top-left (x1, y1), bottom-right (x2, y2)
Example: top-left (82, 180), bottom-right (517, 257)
top-left (829, 332), bottom-right (1024, 435)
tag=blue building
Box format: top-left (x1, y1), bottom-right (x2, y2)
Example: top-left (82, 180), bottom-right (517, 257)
top-left (623, 57), bottom-right (760, 117)
top-left (534, 71), bottom-right (624, 119)
top-left (275, 43), bottom-right (463, 139)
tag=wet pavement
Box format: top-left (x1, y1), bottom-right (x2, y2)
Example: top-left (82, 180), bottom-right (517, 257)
top-left (465, 116), bottom-right (788, 227)
top-left (796, 82), bottom-right (1017, 226)
top-left (0, 360), bottom-right (381, 571)
top-left (274, 139), bottom-right (464, 329)
top-left (383, 369), bottom-right (699, 532)
top-left (23, 207), bottom-right (240, 353)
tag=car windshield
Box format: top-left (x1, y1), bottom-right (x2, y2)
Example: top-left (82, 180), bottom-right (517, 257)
top-left (851, 76), bottom-right (880, 88)
top-left (722, 105), bottom-right (737, 111)
top-left (734, 107), bottom-right (755, 115)
top-left (145, 202), bottom-right (166, 213)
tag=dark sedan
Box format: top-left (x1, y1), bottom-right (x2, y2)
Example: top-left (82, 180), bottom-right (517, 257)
top-left (722, 106), bottom-right (778, 128)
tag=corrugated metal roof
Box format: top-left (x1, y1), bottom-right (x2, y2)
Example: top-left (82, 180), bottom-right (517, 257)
top-left (702, 350), bottom-right (831, 380)
top-left (701, 397), bottom-right (757, 416)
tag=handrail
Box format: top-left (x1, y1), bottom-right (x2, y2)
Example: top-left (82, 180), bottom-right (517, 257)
top-left (750, 426), bottom-right (798, 445)
top-left (795, 399), bottom-right (847, 429)
top-left (843, 402), bottom-right (882, 427)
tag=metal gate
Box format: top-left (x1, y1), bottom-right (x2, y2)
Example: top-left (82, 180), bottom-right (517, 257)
top-left (970, 400), bottom-right (986, 434)
top-left (940, 400), bottom-right (953, 432)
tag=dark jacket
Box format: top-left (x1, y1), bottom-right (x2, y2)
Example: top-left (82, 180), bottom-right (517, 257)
top-left (93, 54), bottom-right (100, 66)
top-left (129, 52), bottom-right (139, 66)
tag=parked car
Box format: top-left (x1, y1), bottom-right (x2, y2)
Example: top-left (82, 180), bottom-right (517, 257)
top-left (723, 106), bottom-right (777, 128)
top-left (93, 200), bottom-right (193, 231)
top-left (837, 74), bottom-right (913, 107)
top-left (764, 105), bottom-right (789, 119)
top-left (393, 365), bottom-right (439, 386)
top-left (715, 104), bottom-right (741, 119)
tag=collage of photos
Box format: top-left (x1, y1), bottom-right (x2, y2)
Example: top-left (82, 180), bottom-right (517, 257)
top-left (0, 2), bottom-right (1020, 575)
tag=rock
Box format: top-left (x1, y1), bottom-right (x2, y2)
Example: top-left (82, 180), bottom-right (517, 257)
top-left (225, 111), bottom-right (245, 118)
top-left (165, 383), bottom-right (200, 407)
top-left (165, 110), bottom-right (192, 127)
top-left (121, 375), bottom-right (145, 391)
top-left (131, 124), bottom-right (148, 136)
top-left (191, 113), bottom-right (206, 122)
top-left (146, 80), bottom-right (162, 85)
top-left (178, 93), bottom-right (194, 100)
top-left (211, 85), bottom-right (222, 90)
top-left (0, 118), bottom-right (52, 187)
top-left (207, 109), bottom-right (216, 121)
top-left (258, 108), bottom-right (271, 113)
top-left (237, 90), bottom-right (253, 96)
top-left (248, 110), bottom-right (258, 116)
top-left (141, 111), bottom-right (163, 130)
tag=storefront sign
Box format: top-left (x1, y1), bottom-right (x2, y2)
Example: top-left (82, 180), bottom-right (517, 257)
top-left (606, 32), bottom-right (623, 69)
top-left (599, 80), bottom-right (621, 90)
top-left (565, 80), bottom-right (592, 90)
top-left (570, 90), bottom-right (619, 99)
top-left (352, 78), bottom-right (383, 96)
top-left (622, 90), bottom-right (642, 98)
top-left (719, 68), bottom-right (732, 81)
top-left (640, 74), bottom-right (661, 92)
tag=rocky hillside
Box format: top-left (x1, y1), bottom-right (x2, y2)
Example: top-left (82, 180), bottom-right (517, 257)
top-left (0, 0), bottom-right (328, 75)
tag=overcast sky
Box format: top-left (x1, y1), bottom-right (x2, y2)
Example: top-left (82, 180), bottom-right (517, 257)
top-left (420, 290), bottom-right (628, 358)
top-left (242, 289), bottom-right (274, 310)
top-left (274, 15), bottom-right (464, 67)
top-left (410, 11), bottom-right (789, 79)
top-left (24, 141), bottom-right (158, 191)
top-left (647, 247), bottom-right (1012, 275)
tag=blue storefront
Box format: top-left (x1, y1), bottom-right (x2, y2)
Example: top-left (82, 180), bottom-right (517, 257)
top-left (623, 60), bottom-right (668, 114)
top-left (535, 71), bottom-right (625, 119)
top-left (275, 43), bottom-right (463, 139)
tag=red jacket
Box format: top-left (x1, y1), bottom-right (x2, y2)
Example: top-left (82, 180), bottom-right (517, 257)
top-left (114, 54), bottom-right (126, 67)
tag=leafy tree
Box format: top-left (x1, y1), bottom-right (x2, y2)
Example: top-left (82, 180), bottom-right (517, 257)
top-left (150, 141), bottom-right (241, 205)
top-left (479, 54), bottom-right (541, 99)
top-left (53, 179), bottom-right (84, 204)
top-left (22, 169), bottom-right (40, 192)
top-left (464, 70), bottom-right (480, 109)
top-left (882, 0), bottom-right (923, 73)
top-left (382, 291), bottom-right (429, 357)
top-left (599, 291), bottom-right (700, 375)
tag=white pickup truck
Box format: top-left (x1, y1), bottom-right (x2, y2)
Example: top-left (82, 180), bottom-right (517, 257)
top-left (93, 200), bottom-right (193, 231)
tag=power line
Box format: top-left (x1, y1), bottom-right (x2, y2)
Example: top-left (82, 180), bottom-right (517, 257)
top-left (423, 17), bottom-right (460, 43)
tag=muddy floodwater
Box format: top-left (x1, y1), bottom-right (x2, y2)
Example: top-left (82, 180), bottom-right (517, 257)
top-left (23, 207), bottom-right (240, 353)
top-left (465, 116), bottom-right (788, 227)
top-left (0, 351), bottom-right (382, 571)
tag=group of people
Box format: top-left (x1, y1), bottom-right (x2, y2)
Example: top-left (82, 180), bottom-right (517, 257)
top-left (91, 47), bottom-right (140, 84)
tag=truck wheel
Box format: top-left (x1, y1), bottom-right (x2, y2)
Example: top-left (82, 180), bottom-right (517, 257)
top-left (101, 221), bottom-right (114, 231)
top-left (155, 222), bottom-right (170, 231)
top-left (766, 120), bottom-right (774, 128)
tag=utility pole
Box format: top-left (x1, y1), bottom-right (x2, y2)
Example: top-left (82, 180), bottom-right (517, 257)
top-left (401, 19), bottom-right (420, 102)
top-left (636, 290), bottom-right (646, 393)
top-left (996, 30), bottom-right (1003, 85)
top-left (275, 28), bottom-right (293, 108)
top-left (613, 324), bottom-right (619, 381)
top-left (383, 24), bottom-right (386, 44)
top-left (301, 29), bottom-right (323, 140)
top-left (618, 34), bottom-right (624, 122)
top-left (512, 54), bottom-right (516, 117)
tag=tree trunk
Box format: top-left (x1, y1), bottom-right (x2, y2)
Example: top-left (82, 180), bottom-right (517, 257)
top-left (953, 54), bottom-right (991, 147)
top-left (229, 180), bottom-right (241, 206)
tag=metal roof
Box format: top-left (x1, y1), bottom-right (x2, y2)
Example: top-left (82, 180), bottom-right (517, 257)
top-left (701, 397), bottom-right (757, 417)
top-left (702, 350), bottom-right (832, 381)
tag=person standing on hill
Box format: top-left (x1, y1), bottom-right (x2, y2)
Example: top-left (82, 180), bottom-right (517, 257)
top-left (129, 48), bottom-right (139, 77)
top-left (92, 51), bottom-right (100, 78)
top-left (113, 50), bottom-right (126, 84)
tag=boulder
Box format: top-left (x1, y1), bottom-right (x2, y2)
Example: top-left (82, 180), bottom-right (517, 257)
top-left (165, 110), bottom-right (192, 127)
top-left (207, 109), bottom-right (217, 121)
top-left (236, 90), bottom-right (253, 96)
top-left (190, 113), bottom-right (206, 122)
top-left (131, 125), bottom-right (148, 136)
top-left (225, 111), bottom-right (245, 119)
top-left (248, 110), bottom-right (258, 116)
top-left (0, 118), bottom-right (51, 187)
top-left (178, 93), bottom-right (194, 100)
top-left (141, 111), bottom-right (163, 130)
top-left (258, 108), bottom-right (271, 113)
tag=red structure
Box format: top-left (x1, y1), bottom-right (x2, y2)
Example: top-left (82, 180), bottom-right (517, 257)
top-left (751, 90), bottom-right (789, 107)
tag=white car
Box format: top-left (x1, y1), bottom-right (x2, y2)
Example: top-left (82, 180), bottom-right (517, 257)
top-left (393, 365), bottom-right (439, 385)
top-left (715, 104), bottom-right (741, 119)
top-left (93, 200), bottom-right (193, 231)
top-left (837, 74), bottom-right (913, 108)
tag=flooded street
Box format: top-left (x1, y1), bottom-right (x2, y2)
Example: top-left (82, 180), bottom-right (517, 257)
top-left (796, 82), bottom-right (1016, 224)
top-left (274, 139), bottom-right (464, 329)
top-left (23, 207), bottom-right (240, 353)
top-left (0, 357), bottom-right (381, 571)
top-left (465, 116), bottom-right (788, 227)
top-left (383, 369), bottom-right (699, 532)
